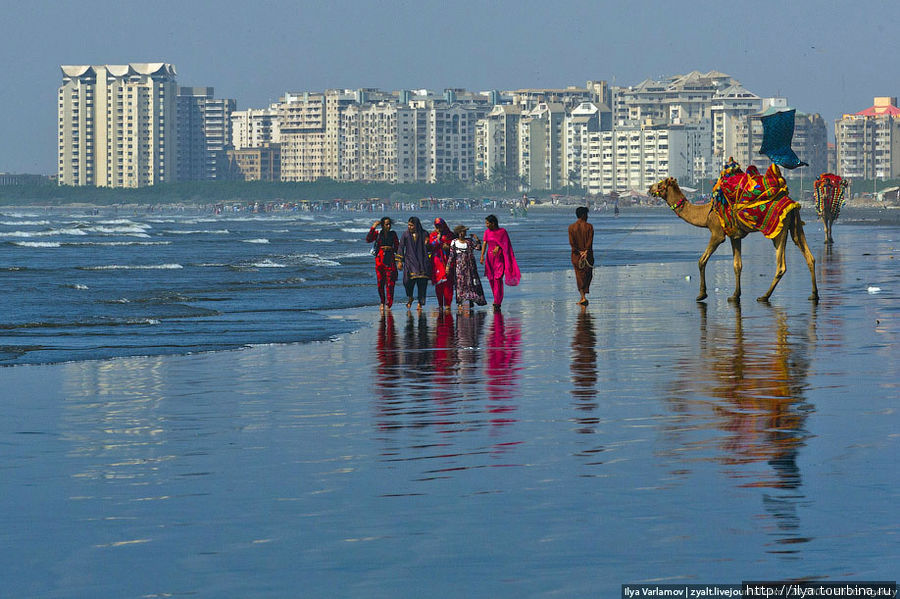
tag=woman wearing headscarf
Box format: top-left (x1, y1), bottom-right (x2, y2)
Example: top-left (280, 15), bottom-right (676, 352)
top-left (397, 216), bottom-right (432, 310)
top-left (480, 214), bottom-right (520, 313)
top-left (365, 216), bottom-right (399, 311)
top-left (447, 224), bottom-right (486, 311)
top-left (428, 217), bottom-right (455, 312)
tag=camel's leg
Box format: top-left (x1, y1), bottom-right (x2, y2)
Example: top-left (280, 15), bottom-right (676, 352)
top-left (697, 230), bottom-right (726, 301)
top-left (824, 217), bottom-right (834, 244)
top-left (758, 231), bottom-right (788, 302)
top-left (791, 220), bottom-right (819, 301)
top-left (728, 237), bottom-right (742, 302)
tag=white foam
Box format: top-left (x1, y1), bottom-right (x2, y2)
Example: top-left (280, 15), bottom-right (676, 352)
top-left (340, 228), bottom-right (371, 233)
top-left (250, 260), bottom-right (287, 268)
top-left (69, 241), bottom-right (171, 246)
top-left (82, 264), bottom-right (184, 270)
top-left (242, 238), bottom-right (270, 244)
top-left (84, 225), bottom-right (152, 237)
top-left (304, 238), bottom-right (336, 243)
top-left (4, 228), bottom-right (87, 238)
top-left (12, 241), bottom-right (61, 248)
top-left (165, 229), bottom-right (230, 235)
top-left (299, 254), bottom-right (340, 267)
top-left (0, 220), bottom-right (50, 226)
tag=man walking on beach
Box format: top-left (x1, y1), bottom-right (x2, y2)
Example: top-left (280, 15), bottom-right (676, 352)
top-left (568, 206), bottom-right (594, 306)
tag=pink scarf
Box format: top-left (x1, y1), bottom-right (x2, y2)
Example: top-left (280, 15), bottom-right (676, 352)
top-left (483, 227), bottom-right (521, 286)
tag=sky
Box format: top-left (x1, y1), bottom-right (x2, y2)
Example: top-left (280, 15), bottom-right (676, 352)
top-left (2, 0), bottom-right (898, 175)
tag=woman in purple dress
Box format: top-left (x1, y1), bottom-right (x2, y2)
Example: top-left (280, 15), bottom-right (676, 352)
top-left (397, 216), bottom-right (432, 311)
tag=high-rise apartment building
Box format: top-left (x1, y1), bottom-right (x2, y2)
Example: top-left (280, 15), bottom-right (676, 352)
top-left (58, 63), bottom-right (177, 187)
top-left (835, 97), bottom-right (900, 179)
top-left (227, 144), bottom-right (281, 182)
top-left (710, 83), bottom-right (762, 166)
top-left (176, 87), bottom-right (236, 181)
top-left (566, 102), bottom-right (603, 189)
top-left (231, 105), bottom-right (281, 149)
top-left (409, 99), bottom-right (486, 183)
top-left (519, 102), bottom-right (567, 190)
top-left (475, 104), bottom-right (523, 189)
top-left (613, 71), bottom-right (737, 127)
top-left (340, 102), bottom-right (417, 183)
top-left (279, 90), bottom-right (357, 182)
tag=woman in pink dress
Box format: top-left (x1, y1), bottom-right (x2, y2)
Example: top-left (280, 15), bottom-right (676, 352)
top-left (480, 214), bottom-right (521, 313)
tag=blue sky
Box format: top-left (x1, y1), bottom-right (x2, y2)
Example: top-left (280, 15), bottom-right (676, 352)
top-left (2, 0), bottom-right (898, 174)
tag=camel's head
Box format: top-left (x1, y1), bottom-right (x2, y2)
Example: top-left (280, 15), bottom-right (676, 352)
top-left (649, 177), bottom-right (680, 203)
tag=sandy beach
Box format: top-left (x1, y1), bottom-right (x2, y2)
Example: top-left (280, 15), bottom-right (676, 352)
top-left (2, 215), bottom-right (898, 597)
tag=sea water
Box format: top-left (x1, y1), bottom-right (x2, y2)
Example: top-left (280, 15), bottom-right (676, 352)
top-left (1, 204), bottom-right (897, 597)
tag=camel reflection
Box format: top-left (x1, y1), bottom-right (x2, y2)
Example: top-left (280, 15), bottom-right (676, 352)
top-left (570, 308), bottom-right (598, 434)
top-left (667, 302), bottom-right (817, 550)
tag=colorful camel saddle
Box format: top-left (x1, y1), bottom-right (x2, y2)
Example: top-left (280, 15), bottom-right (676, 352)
top-left (813, 173), bottom-right (847, 219)
top-left (711, 159), bottom-right (799, 239)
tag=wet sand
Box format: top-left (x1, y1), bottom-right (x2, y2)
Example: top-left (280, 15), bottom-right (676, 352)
top-left (2, 218), bottom-right (898, 597)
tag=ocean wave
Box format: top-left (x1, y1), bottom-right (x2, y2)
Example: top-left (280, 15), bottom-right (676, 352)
top-left (242, 238), bottom-right (270, 244)
top-left (96, 219), bottom-right (144, 226)
top-left (11, 241), bottom-right (61, 248)
top-left (80, 264), bottom-right (184, 270)
top-left (304, 238), bottom-right (336, 243)
top-left (340, 227), bottom-right (371, 233)
top-left (65, 284), bottom-right (89, 290)
top-left (164, 229), bottom-right (230, 235)
top-left (4, 228), bottom-right (88, 238)
top-left (69, 241), bottom-right (171, 246)
top-left (333, 251), bottom-right (373, 259)
top-left (0, 220), bottom-right (50, 226)
top-left (298, 254), bottom-right (340, 267)
top-left (83, 225), bottom-right (152, 237)
top-left (249, 259), bottom-right (287, 268)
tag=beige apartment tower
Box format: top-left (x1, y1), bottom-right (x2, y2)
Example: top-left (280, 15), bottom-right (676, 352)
top-left (58, 63), bottom-right (177, 187)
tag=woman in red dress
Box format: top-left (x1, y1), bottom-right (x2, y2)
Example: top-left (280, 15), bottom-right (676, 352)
top-left (428, 217), bottom-right (455, 312)
top-left (366, 217), bottom-right (399, 311)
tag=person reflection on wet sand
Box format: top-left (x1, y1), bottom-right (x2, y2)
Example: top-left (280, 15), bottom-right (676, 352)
top-left (374, 311), bottom-right (400, 420)
top-left (431, 311), bottom-right (456, 403)
top-left (570, 307), bottom-right (599, 434)
top-left (485, 313), bottom-right (522, 430)
top-left (666, 302), bottom-right (816, 550)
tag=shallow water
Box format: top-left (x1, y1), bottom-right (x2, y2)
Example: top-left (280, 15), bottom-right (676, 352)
top-left (1, 209), bottom-right (898, 597)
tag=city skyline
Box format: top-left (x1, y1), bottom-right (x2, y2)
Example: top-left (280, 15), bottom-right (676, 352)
top-left (3, 0), bottom-right (899, 174)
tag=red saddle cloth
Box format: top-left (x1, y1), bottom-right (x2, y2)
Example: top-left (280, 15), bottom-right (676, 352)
top-left (712, 163), bottom-right (799, 239)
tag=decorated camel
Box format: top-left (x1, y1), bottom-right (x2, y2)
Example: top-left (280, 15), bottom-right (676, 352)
top-left (813, 173), bottom-right (848, 244)
top-left (649, 162), bottom-right (818, 303)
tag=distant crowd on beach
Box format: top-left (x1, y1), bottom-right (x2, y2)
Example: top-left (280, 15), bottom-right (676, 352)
top-left (366, 207), bottom-right (595, 314)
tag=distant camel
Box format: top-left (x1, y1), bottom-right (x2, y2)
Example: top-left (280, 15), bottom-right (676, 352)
top-left (814, 173), bottom-right (848, 245)
top-left (649, 173), bottom-right (818, 303)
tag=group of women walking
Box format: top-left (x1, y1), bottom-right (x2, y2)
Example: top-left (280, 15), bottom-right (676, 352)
top-left (366, 214), bottom-right (520, 314)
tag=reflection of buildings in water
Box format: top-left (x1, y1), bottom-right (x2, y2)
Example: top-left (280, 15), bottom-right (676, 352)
top-left (570, 308), bottom-right (599, 434)
top-left (485, 313), bottom-right (522, 428)
top-left (666, 303), bottom-right (816, 551)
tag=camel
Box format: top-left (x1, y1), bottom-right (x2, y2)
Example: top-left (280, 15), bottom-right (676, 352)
top-left (814, 173), bottom-right (848, 245)
top-left (649, 177), bottom-right (818, 303)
